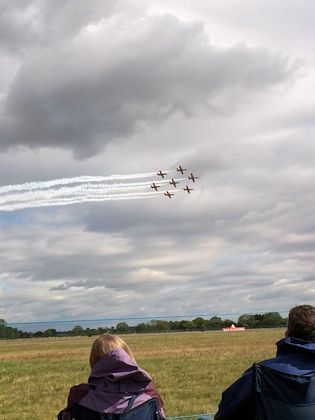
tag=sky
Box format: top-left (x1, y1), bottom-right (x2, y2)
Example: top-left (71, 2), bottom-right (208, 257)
top-left (1, 0), bottom-right (315, 326)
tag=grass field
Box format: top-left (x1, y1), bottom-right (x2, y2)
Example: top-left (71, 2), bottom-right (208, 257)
top-left (0, 329), bottom-right (285, 419)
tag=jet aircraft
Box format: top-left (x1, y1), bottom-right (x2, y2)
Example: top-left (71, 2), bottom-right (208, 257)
top-left (151, 183), bottom-right (160, 191)
top-left (188, 173), bottom-right (199, 182)
top-left (183, 185), bottom-right (193, 194)
top-left (164, 191), bottom-right (174, 198)
top-left (169, 178), bottom-right (179, 187)
top-left (177, 165), bottom-right (187, 174)
top-left (157, 170), bottom-right (167, 178)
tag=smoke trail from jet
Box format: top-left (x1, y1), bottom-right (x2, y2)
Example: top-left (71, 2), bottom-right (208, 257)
top-left (0, 171), bottom-right (184, 211)
top-left (0, 181), bottom-right (163, 203)
top-left (0, 172), bottom-right (162, 194)
top-left (0, 191), bottom-right (163, 211)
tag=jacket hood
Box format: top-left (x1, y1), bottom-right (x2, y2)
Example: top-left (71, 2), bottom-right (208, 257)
top-left (89, 348), bottom-right (152, 383)
top-left (78, 348), bottom-right (153, 413)
top-left (277, 336), bottom-right (315, 356)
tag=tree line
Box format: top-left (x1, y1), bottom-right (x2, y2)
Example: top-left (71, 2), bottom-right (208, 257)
top-left (0, 312), bottom-right (287, 339)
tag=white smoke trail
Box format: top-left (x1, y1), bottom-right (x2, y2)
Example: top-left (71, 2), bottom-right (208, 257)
top-left (0, 171), bottom-right (185, 212)
top-left (0, 179), bottom-right (182, 204)
top-left (0, 191), bottom-right (164, 211)
top-left (0, 181), bottom-right (158, 203)
top-left (0, 171), bottom-right (174, 194)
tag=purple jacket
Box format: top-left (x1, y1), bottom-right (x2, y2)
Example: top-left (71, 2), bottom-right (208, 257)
top-left (58, 348), bottom-right (165, 419)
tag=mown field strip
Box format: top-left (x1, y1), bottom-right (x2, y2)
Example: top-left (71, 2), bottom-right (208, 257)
top-left (0, 329), bottom-right (284, 420)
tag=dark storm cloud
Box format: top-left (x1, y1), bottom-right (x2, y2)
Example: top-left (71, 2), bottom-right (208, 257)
top-left (0, 2), bottom-right (295, 157)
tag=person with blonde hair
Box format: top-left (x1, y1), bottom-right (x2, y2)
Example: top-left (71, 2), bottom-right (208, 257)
top-left (58, 334), bottom-right (165, 419)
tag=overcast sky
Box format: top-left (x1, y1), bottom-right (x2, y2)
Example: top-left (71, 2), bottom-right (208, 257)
top-left (1, 0), bottom-right (315, 325)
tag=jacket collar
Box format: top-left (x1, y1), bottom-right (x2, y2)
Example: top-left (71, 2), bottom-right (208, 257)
top-left (277, 336), bottom-right (315, 356)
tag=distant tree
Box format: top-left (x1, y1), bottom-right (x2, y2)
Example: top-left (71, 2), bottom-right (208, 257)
top-left (135, 323), bottom-right (149, 333)
top-left (97, 327), bottom-right (109, 335)
top-left (260, 312), bottom-right (285, 328)
top-left (0, 324), bottom-right (19, 339)
top-left (86, 328), bottom-right (98, 337)
top-left (238, 314), bottom-right (257, 329)
top-left (72, 325), bottom-right (85, 336)
top-left (169, 321), bottom-right (181, 331)
top-left (19, 331), bottom-right (31, 338)
top-left (44, 328), bottom-right (57, 337)
top-left (237, 313), bottom-right (286, 329)
top-left (208, 316), bottom-right (224, 330)
top-left (179, 320), bottom-right (194, 331)
top-left (116, 322), bottom-right (130, 334)
top-left (150, 320), bottom-right (170, 333)
top-left (192, 317), bottom-right (208, 331)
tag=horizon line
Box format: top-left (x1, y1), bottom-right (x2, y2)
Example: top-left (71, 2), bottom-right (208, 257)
top-left (6, 310), bottom-right (290, 326)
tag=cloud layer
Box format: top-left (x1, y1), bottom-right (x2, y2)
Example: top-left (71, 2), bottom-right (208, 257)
top-left (0, 0), bottom-right (315, 325)
top-left (0, 2), bottom-right (295, 157)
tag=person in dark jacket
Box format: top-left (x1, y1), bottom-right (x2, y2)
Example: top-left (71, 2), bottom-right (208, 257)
top-left (215, 304), bottom-right (315, 420)
top-left (58, 334), bottom-right (165, 419)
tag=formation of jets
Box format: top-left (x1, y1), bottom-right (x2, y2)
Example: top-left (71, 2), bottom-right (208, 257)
top-left (152, 165), bottom-right (198, 199)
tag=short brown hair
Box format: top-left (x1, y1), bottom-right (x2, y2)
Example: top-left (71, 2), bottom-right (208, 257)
top-left (89, 334), bottom-right (136, 368)
top-left (287, 305), bottom-right (315, 341)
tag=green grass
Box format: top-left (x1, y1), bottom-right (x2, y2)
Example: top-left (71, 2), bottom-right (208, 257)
top-left (0, 329), bottom-right (285, 420)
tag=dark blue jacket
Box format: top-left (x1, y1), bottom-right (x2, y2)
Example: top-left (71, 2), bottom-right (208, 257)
top-left (214, 337), bottom-right (315, 420)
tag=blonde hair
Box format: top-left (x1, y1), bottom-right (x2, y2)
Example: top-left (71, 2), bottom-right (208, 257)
top-left (89, 334), bottom-right (136, 368)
